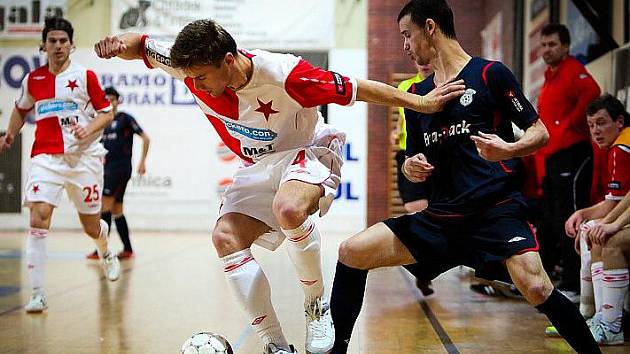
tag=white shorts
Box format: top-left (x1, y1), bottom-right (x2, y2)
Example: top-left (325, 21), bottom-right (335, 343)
top-left (24, 153), bottom-right (104, 214)
top-left (219, 137), bottom-right (344, 251)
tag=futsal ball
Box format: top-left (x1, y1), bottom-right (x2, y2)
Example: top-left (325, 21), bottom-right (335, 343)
top-left (181, 332), bottom-right (233, 354)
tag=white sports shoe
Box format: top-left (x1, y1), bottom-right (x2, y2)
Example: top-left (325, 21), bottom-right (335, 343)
top-left (586, 312), bottom-right (601, 329)
top-left (305, 297), bottom-right (334, 354)
top-left (101, 252), bottom-right (121, 281)
top-left (590, 320), bottom-right (624, 345)
top-left (263, 343), bottom-right (297, 354)
top-left (25, 292), bottom-right (47, 313)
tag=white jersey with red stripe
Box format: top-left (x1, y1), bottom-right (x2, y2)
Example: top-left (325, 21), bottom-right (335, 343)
top-left (15, 62), bottom-right (112, 157)
top-left (139, 35), bottom-right (355, 164)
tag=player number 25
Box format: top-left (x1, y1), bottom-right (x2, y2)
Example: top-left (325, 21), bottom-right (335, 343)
top-left (83, 185), bottom-right (100, 203)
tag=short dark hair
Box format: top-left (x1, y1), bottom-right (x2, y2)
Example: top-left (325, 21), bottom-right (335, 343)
top-left (170, 19), bottom-right (237, 69)
top-left (541, 23), bottom-right (571, 45)
top-left (586, 94), bottom-right (630, 127)
top-left (42, 16), bottom-right (73, 43)
top-left (397, 0), bottom-right (456, 39)
top-left (104, 87), bottom-right (120, 99)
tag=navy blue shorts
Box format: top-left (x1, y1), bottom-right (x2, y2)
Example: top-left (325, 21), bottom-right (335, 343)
top-left (103, 164), bottom-right (132, 203)
top-left (383, 199), bottom-right (538, 281)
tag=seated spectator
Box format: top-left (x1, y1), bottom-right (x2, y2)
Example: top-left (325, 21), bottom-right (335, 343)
top-left (560, 95), bottom-right (630, 344)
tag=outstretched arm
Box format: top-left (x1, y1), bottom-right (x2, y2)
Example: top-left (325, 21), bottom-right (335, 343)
top-left (356, 78), bottom-right (465, 114)
top-left (94, 33), bottom-right (143, 60)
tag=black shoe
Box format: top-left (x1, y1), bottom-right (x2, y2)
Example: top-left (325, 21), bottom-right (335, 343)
top-left (416, 279), bottom-right (434, 296)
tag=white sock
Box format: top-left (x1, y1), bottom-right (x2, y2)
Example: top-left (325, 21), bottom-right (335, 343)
top-left (579, 235), bottom-right (594, 317)
top-left (591, 261), bottom-right (604, 313)
top-left (282, 217), bottom-right (324, 304)
top-left (26, 228), bottom-right (48, 294)
top-left (93, 219), bottom-right (110, 257)
top-left (222, 249), bottom-right (288, 347)
top-left (601, 268), bottom-right (629, 332)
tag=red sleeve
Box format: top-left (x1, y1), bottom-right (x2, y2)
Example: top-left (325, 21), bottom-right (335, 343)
top-left (590, 143), bottom-right (608, 203)
top-left (86, 70), bottom-right (111, 111)
top-left (284, 59), bottom-right (355, 108)
top-left (605, 145), bottom-right (630, 200)
top-left (139, 34), bottom-right (153, 69)
top-left (567, 67), bottom-right (600, 132)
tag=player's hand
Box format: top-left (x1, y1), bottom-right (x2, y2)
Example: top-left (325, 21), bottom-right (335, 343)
top-left (0, 133), bottom-right (14, 151)
top-left (70, 124), bottom-right (90, 140)
top-left (587, 222), bottom-right (621, 246)
top-left (564, 210), bottom-right (585, 238)
top-left (418, 79), bottom-right (466, 113)
top-left (138, 161), bottom-right (146, 175)
top-left (403, 153), bottom-right (434, 182)
top-left (94, 36), bottom-right (127, 59)
top-left (470, 132), bottom-right (514, 161)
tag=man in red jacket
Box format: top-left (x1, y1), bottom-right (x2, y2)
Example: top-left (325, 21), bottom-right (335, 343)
top-left (536, 23), bottom-right (601, 301)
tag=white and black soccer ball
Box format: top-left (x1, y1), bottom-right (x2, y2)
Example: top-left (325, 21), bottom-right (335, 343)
top-left (181, 332), bottom-right (233, 354)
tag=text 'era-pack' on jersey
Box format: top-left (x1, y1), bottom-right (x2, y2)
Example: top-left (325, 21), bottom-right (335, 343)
top-left (139, 35), bottom-right (356, 164)
top-left (15, 62), bottom-right (112, 157)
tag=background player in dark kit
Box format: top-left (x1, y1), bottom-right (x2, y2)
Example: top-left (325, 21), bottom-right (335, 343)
top-left (86, 87), bottom-right (150, 260)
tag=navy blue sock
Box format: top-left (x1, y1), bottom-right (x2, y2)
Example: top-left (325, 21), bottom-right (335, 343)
top-left (330, 262), bottom-right (368, 354)
top-left (536, 289), bottom-right (601, 354)
top-left (114, 214), bottom-right (132, 252)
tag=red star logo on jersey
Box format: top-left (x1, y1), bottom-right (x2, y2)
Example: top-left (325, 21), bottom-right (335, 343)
top-left (254, 99), bottom-right (279, 121)
top-left (66, 80), bottom-right (78, 91)
top-left (32, 184), bottom-right (40, 193)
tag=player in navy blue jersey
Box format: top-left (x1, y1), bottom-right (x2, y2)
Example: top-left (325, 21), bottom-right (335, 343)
top-left (328, 1), bottom-right (601, 353)
top-left (87, 87), bottom-right (150, 260)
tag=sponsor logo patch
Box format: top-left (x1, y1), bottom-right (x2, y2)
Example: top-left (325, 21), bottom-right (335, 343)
top-left (331, 71), bottom-right (346, 95)
top-left (37, 100), bottom-right (79, 115)
top-left (222, 119), bottom-right (277, 142)
top-left (608, 181), bottom-right (621, 190)
top-left (424, 120), bottom-right (471, 146)
top-left (146, 47), bottom-right (172, 67)
top-left (459, 88), bottom-right (476, 106)
top-left (508, 236), bottom-right (526, 243)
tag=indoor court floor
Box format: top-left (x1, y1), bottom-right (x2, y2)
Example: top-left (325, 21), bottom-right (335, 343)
top-left (0, 230), bottom-right (628, 353)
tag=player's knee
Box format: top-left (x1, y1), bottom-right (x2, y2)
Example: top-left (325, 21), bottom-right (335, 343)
top-left (602, 243), bottom-right (624, 260)
top-left (29, 212), bottom-right (50, 229)
top-left (520, 279), bottom-right (550, 305)
top-left (83, 222), bottom-right (101, 238)
top-left (338, 239), bottom-right (370, 270)
top-left (211, 228), bottom-right (240, 257)
top-left (272, 199), bottom-right (307, 227)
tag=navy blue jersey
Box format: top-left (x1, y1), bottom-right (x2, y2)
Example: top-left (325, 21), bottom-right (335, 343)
top-left (405, 58), bottom-right (538, 215)
top-left (103, 112), bottom-right (143, 167)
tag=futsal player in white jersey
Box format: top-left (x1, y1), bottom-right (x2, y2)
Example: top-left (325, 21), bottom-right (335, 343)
top-left (0, 17), bottom-right (121, 313)
top-left (94, 19), bottom-right (463, 354)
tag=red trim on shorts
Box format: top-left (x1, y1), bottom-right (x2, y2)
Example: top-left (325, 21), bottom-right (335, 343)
top-left (498, 161), bottom-right (513, 173)
top-left (516, 222), bottom-right (540, 254)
